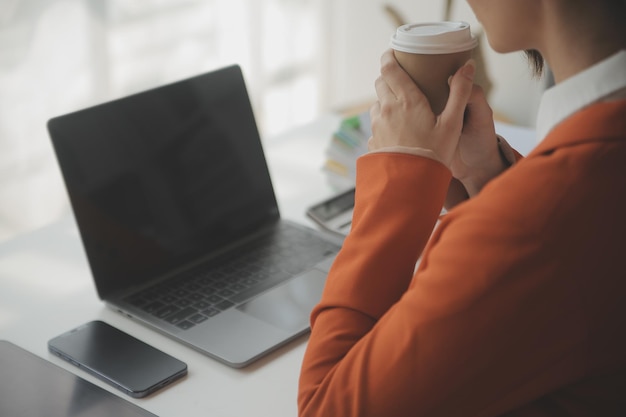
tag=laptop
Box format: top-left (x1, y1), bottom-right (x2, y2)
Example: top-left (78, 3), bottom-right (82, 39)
top-left (0, 340), bottom-right (158, 416)
top-left (47, 65), bottom-right (342, 368)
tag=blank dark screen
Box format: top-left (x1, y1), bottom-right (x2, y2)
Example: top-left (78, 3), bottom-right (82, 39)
top-left (48, 66), bottom-right (279, 298)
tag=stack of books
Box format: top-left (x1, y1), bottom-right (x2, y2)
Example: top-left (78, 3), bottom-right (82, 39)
top-left (323, 111), bottom-right (371, 188)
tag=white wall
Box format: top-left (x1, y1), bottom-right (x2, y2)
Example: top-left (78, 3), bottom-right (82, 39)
top-left (0, 0), bottom-right (328, 242)
top-left (326, 0), bottom-right (547, 127)
top-left (0, 0), bottom-right (548, 242)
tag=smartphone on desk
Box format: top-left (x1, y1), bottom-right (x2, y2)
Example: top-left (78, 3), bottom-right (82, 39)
top-left (306, 188), bottom-right (355, 236)
top-left (48, 320), bottom-right (187, 398)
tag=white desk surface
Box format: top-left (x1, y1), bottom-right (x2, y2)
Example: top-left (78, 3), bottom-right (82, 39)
top-left (0, 114), bottom-right (535, 417)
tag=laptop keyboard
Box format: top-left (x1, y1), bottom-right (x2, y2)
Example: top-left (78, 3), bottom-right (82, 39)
top-left (124, 224), bottom-right (339, 330)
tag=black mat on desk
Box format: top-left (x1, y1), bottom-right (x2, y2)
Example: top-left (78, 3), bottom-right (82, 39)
top-left (0, 340), bottom-right (158, 417)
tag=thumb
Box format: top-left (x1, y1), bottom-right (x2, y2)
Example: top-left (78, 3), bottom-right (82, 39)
top-left (441, 59), bottom-right (475, 125)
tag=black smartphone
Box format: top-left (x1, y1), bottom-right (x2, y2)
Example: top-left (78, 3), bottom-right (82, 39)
top-left (306, 188), bottom-right (355, 236)
top-left (48, 320), bottom-right (187, 398)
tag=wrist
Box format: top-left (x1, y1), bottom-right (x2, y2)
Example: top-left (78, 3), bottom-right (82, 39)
top-left (458, 135), bottom-right (512, 197)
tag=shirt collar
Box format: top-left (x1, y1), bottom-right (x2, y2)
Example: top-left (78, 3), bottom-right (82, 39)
top-left (535, 50), bottom-right (626, 142)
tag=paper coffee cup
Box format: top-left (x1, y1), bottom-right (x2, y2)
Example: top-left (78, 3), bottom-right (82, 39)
top-left (390, 21), bottom-right (478, 114)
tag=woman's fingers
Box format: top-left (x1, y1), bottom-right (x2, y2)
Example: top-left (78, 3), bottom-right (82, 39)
top-left (369, 53), bottom-right (477, 164)
top-left (374, 75), bottom-right (396, 104)
top-left (440, 59), bottom-right (475, 128)
top-left (379, 49), bottom-right (421, 100)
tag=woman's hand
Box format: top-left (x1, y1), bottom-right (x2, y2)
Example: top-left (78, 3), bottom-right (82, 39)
top-left (449, 84), bottom-right (508, 197)
top-left (368, 49), bottom-right (475, 167)
top-left (369, 49), bottom-right (509, 199)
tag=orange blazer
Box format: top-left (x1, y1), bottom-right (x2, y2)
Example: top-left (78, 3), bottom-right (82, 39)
top-left (298, 100), bottom-right (626, 417)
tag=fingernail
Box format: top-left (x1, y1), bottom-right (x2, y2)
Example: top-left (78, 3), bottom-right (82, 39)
top-left (463, 59), bottom-right (476, 80)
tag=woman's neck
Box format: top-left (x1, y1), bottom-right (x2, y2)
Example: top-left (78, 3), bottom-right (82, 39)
top-left (539, 2), bottom-right (626, 84)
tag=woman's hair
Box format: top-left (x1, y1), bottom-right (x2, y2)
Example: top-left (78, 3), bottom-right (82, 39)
top-left (525, 49), bottom-right (544, 78)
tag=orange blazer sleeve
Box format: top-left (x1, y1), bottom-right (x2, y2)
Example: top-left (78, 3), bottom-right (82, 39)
top-left (298, 101), bottom-right (626, 417)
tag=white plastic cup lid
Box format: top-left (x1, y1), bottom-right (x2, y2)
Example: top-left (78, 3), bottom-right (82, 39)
top-left (390, 21), bottom-right (478, 54)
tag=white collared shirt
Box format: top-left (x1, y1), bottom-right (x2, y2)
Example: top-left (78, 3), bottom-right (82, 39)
top-left (535, 50), bottom-right (626, 142)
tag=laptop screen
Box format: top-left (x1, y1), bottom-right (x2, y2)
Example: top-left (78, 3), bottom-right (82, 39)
top-left (48, 66), bottom-right (279, 299)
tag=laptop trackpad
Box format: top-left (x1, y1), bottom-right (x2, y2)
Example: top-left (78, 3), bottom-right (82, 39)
top-left (236, 269), bottom-right (326, 333)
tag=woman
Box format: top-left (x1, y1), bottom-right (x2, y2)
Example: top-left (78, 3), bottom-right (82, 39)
top-left (298, 0), bottom-right (626, 416)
